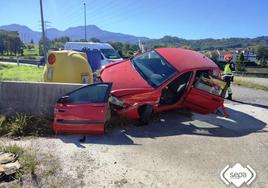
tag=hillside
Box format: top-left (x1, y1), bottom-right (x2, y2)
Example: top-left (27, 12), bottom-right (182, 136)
top-left (0, 24), bottom-right (149, 43)
top-left (1, 24), bottom-right (268, 50)
top-left (146, 36), bottom-right (268, 50)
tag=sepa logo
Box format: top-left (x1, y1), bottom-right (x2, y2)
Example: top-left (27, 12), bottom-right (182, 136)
top-left (220, 163), bottom-right (256, 187)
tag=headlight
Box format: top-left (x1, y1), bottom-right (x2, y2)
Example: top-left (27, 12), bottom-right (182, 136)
top-left (109, 96), bottom-right (128, 109)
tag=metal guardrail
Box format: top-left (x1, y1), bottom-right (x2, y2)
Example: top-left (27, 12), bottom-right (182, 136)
top-left (0, 58), bottom-right (41, 65)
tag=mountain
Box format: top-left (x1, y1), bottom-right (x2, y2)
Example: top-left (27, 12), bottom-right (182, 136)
top-left (0, 24), bottom-right (41, 43)
top-left (0, 24), bottom-right (149, 43)
top-left (1, 24), bottom-right (268, 50)
top-left (146, 35), bottom-right (268, 50)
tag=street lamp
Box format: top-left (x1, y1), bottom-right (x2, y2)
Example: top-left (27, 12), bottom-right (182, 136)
top-left (83, 2), bottom-right (87, 41)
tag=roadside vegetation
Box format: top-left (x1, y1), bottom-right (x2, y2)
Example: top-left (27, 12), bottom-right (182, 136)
top-left (1, 144), bottom-right (37, 174)
top-left (0, 143), bottom-right (66, 187)
top-left (0, 113), bottom-right (52, 137)
top-left (245, 67), bottom-right (268, 73)
top-left (234, 77), bottom-right (268, 91)
top-left (0, 64), bottom-right (43, 82)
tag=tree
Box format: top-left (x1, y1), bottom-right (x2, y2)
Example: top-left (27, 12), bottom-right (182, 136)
top-left (203, 51), bottom-right (219, 62)
top-left (49, 36), bottom-right (71, 49)
top-left (39, 37), bottom-right (50, 56)
top-left (108, 41), bottom-right (124, 57)
top-left (236, 52), bottom-right (245, 71)
top-left (79, 39), bottom-right (88, 42)
top-left (0, 30), bottom-right (23, 55)
top-left (256, 45), bottom-right (268, 66)
top-left (89, 37), bottom-right (101, 42)
top-left (211, 51), bottom-right (219, 62)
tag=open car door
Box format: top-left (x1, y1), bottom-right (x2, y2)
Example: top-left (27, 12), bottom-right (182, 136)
top-left (183, 71), bottom-right (226, 114)
top-left (53, 83), bottom-right (112, 134)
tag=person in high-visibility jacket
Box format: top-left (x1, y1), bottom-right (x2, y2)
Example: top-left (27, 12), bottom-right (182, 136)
top-left (222, 52), bottom-right (235, 100)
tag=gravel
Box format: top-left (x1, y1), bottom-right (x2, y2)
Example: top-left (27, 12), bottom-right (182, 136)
top-left (0, 85), bottom-right (268, 187)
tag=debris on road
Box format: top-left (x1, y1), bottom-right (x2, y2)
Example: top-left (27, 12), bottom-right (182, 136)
top-left (160, 119), bottom-right (166, 122)
top-left (0, 152), bottom-right (20, 180)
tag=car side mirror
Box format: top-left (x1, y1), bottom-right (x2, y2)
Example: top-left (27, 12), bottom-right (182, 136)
top-left (58, 96), bottom-right (71, 104)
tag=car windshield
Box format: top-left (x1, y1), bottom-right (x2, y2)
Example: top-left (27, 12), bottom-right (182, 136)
top-left (131, 50), bottom-right (177, 88)
top-left (100, 49), bottom-right (121, 59)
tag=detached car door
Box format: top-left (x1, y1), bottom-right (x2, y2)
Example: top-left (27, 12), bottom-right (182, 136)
top-left (53, 83), bottom-right (112, 134)
top-left (183, 70), bottom-right (226, 114)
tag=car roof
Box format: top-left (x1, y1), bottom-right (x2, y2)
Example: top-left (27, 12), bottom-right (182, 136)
top-left (155, 48), bottom-right (218, 72)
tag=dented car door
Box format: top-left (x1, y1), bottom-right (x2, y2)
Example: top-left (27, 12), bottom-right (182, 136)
top-left (53, 83), bottom-right (112, 134)
top-left (183, 70), bottom-right (226, 114)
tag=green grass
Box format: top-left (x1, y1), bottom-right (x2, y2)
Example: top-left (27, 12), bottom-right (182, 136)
top-left (23, 45), bottom-right (39, 57)
top-left (0, 143), bottom-right (24, 156)
top-left (0, 64), bottom-right (43, 82)
top-left (245, 67), bottom-right (268, 73)
top-left (0, 113), bottom-right (52, 137)
top-left (0, 143), bottom-right (37, 175)
top-left (234, 79), bottom-right (268, 91)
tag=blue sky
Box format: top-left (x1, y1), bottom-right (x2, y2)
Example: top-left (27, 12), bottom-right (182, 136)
top-left (0, 0), bottom-right (267, 39)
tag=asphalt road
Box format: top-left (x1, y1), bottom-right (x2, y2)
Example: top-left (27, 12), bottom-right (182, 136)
top-left (1, 85), bottom-right (268, 188)
top-left (231, 85), bottom-right (268, 108)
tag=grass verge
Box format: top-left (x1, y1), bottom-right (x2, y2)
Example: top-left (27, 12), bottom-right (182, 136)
top-left (0, 144), bottom-right (37, 181)
top-left (234, 79), bottom-right (268, 91)
top-left (0, 64), bottom-right (43, 82)
top-left (0, 143), bottom-right (66, 187)
top-left (0, 113), bottom-right (52, 137)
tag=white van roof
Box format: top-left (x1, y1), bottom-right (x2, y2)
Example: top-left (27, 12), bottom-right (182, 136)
top-left (64, 42), bottom-right (114, 51)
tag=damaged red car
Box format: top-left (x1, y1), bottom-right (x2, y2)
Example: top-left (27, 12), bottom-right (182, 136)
top-left (53, 48), bottom-right (227, 134)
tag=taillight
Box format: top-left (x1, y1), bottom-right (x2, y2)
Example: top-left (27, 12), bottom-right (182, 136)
top-left (48, 53), bottom-right (56, 65)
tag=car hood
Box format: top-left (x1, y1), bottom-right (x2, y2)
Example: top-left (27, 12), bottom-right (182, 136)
top-left (100, 60), bottom-right (153, 96)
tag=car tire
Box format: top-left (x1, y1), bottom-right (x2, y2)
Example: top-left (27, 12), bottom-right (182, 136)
top-left (137, 105), bottom-right (153, 126)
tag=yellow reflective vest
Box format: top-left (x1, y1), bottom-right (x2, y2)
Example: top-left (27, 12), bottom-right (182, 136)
top-left (223, 62), bottom-right (235, 75)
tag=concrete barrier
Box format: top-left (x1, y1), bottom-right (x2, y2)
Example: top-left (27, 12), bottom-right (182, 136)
top-left (0, 81), bottom-right (83, 117)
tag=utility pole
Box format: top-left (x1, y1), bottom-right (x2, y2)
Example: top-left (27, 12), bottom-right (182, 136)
top-left (40, 0), bottom-right (47, 63)
top-left (84, 2), bottom-right (87, 41)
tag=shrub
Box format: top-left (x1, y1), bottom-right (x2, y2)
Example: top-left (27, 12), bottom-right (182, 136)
top-left (0, 115), bottom-right (10, 135)
top-left (0, 143), bottom-right (24, 157)
top-left (8, 113), bottom-right (31, 136)
top-left (0, 113), bottom-right (52, 137)
top-left (20, 151), bottom-right (37, 174)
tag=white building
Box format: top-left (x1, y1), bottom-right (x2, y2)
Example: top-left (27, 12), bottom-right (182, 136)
top-left (217, 49), bottom-right (257, 63)
top-left (217, 50), bottom-right (238, 62)
top-left (242, 50), bottom-right (257, 62)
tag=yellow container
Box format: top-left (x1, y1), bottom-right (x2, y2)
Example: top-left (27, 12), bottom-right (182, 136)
top-left (43, 50), bottom-right (93, 84)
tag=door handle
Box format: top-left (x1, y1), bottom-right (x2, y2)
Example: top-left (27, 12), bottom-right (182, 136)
top-left (58, 109), bottom-right (65, 112)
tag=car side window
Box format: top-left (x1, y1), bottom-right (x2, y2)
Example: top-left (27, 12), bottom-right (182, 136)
top-left (68, 84), bottom-right (111, 103)
top-left (194, 70), bottom-right (226, 97)
top-left (160, 71), bottom-right (192, 105)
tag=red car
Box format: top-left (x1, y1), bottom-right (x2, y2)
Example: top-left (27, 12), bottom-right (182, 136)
top-left (53, 48), bottom-right (226, 134)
